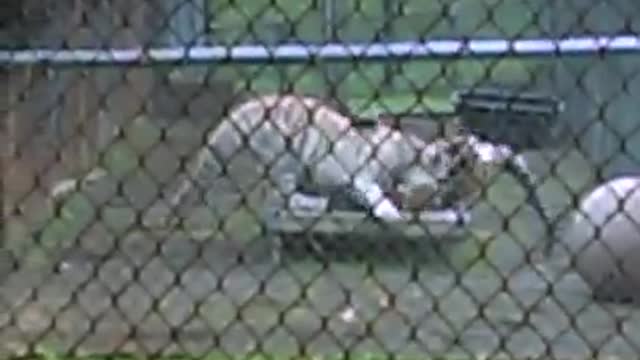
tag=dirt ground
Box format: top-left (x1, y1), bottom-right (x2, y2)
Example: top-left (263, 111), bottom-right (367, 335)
top-left (3, 236), bottom-right (640, 359)
top-left (3, 115), bottom-right (630, 358)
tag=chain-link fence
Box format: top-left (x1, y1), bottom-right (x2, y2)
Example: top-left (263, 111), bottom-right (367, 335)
top-left (3, 0), bottom-right (640, 359)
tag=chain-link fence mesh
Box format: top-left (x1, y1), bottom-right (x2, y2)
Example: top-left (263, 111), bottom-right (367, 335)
top-left (4, 0), bottom-right (640, 359)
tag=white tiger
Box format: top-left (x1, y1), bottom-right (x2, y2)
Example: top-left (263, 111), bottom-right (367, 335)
top-left (396, 132), bottom-right (544, 228)
top-left (169, 93), bottom-right (466, 223)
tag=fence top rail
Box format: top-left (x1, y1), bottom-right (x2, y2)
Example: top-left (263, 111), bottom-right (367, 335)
top-left (2, 34), bottom-right (640, 66)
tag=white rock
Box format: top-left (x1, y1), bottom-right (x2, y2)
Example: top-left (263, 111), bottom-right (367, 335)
top-left (560, 175), bottom-right (640, 302)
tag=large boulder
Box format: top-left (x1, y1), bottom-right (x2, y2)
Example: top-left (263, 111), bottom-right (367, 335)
top-left (560, 175), bottom-right (640, 303)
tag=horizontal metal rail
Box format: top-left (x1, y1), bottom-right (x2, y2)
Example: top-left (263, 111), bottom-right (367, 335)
top-left (2, 34), bottom-right (640, 66)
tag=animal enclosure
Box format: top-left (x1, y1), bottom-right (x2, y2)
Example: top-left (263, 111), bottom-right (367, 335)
top-left (3, 0), bottom-right (640, 359)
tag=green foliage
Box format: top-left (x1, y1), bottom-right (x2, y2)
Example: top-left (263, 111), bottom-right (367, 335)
top-left (102, 140), bottom-right (139, 179)
top-left (101, 206), bottom-right (137, 236)
top-left (40, 193), bottom-right (95, 248)
top-left (124, 117), bottom-right (163, 153)
top-left (204, 0), bottom-right (551, 105)
top-left (211, 0), bottom-right (546, 43)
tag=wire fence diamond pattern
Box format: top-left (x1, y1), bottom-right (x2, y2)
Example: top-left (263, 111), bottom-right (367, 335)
top-left (3, 0), bottom-right (640, 359)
